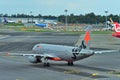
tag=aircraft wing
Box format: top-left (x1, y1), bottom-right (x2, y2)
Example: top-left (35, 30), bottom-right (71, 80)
top-left (7, 52), bottom-right (62, 61)
top-left (94, 50), bottom-right (119, 54)
top-left (7, 52), bottom-right (42, 56)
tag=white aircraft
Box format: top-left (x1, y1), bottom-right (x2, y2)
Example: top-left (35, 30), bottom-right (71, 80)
top-left (7, 27), bottom-right (118, 67)
top-left (4, 17), bottom-right (15, 23)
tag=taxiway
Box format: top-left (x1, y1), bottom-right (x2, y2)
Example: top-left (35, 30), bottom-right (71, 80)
top-left (0, 30), bottom-right (120, 80)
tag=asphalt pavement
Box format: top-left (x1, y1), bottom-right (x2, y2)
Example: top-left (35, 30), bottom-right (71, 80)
top-left (0, 30), bottom-right (120, 80)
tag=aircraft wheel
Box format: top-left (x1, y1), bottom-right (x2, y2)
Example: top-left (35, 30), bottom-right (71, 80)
top-left (68, 61), bottom-right (73, 66)
top-left (43, 63), bottom-right (50, 67)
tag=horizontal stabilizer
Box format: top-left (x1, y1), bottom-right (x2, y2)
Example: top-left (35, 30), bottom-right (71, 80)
top-left (94, 50), bottom-right (119, 54)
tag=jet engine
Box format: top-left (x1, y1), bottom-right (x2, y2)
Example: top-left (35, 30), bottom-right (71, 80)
top-left (28, 56), bottom-right (42, 63)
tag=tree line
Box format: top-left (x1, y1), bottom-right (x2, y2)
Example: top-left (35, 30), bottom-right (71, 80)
top-left (0, 13), bottom-right (119, 24)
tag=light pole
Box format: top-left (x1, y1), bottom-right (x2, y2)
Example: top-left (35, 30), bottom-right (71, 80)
top-left (30, 11), bottom-right (33, 23)
top-left (64, 9), bottom-right (68, 28)
top-left (105, 11), bottom-right (108, 27)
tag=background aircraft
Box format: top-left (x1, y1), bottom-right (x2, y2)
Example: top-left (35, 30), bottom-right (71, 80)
top-left (111, 22), bottom-right (120, 38)
top-left (7, 27), bottom-right (118, 67)
top-left (35, 21), bottom-right (53, 30)
top-left (35, 21), bottom-right (48, 27)
top-left (107, 18), bottom-right (120, 38)
top-left (4, 17), bottom-right (15, 23)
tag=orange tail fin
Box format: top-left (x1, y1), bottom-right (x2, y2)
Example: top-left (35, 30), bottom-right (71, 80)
top-left (79, 27), bottom-right (91, 49)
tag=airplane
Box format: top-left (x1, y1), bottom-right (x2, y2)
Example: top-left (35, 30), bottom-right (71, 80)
top-left (7, 26), bottom-right (118, 67)
top-left (3, 17), bottom-right (15, 23)
top-left (35, 21), bottom-right (48, 27)
top-left (102, 21), bottom-right (112, 31)
top-left (111, 22), bottom-right (120, 38)
top-left (35, 21), bottom-right (53, 30)
top-left (107, 18), bottom-right (120, 38)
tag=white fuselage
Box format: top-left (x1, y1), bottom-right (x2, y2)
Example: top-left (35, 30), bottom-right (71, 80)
top-left (32, 43), bottom-right (94, 61)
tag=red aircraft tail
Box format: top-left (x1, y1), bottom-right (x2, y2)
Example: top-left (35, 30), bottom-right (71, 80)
top-left (108, 18), bottom-right (120, 38)
top-left (113, 22), bottom-right (120, 33)
top-left (112, 22), bottom-right (120, 38)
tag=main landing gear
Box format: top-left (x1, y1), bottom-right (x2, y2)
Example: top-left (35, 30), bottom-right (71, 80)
top-left (44, 62), bottom-right (50, 67)
top-left (68, 61), bottom-right (73, 66)
top-left (42, 57), bottom-right (74, 67)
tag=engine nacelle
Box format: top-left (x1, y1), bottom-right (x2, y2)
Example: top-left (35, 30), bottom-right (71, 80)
top-left (28, 56), bottom-right (42, 63)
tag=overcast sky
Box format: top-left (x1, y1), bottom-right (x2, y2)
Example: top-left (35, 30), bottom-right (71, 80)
top-left (0, 0), bottom-right (120, 16)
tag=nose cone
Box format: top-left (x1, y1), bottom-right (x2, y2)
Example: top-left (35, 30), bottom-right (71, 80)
top-left (32, 44), bottom-right (42, 50)
top-left (32, 45), bottom-right (37, 51)
top-left (32, 46), bottom-right (36, 50)
top-left (32, 44), bottom-right (42, 54)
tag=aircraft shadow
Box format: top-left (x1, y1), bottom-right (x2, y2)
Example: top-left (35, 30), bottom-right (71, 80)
top-left (110, 43), bottom-right (120, 45)
top-left (29, 63), bottom-right (108, 79)
top-left (74, 64), bottom-right (113, 72)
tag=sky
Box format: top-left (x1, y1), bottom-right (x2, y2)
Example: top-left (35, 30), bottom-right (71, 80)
top-left (0, 0), bottom-right (120, 16)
